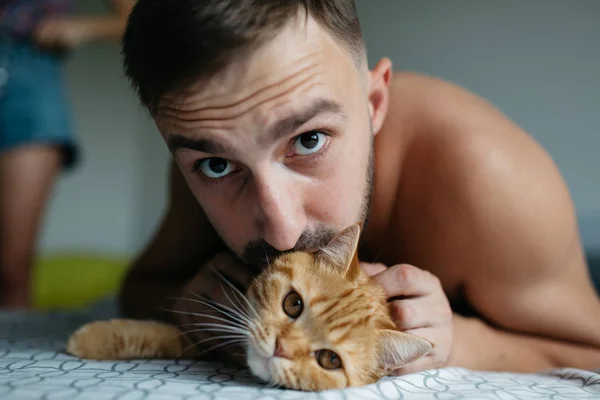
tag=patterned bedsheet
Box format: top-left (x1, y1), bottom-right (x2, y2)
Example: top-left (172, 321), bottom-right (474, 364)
top-left (1, 299), bottom-right (599, 399)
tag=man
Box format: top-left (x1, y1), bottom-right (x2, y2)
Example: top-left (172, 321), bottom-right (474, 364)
top-left (118, 0), bottom-right (600, 374)
top-left (0, 0), bottom-right (134, 308)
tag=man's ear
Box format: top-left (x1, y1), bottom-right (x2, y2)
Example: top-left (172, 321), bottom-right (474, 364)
top-left (317, 224), bottom-right (361, 276)
top-left (367, 57), bottom-right (393, 136)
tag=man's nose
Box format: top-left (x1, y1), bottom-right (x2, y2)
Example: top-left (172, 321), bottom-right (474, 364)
top-left (251, 171), bottom-right (306, 251)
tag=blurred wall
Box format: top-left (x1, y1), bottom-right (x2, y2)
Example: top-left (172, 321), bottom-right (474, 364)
top-left (356, 0), bottom-right (600, 252)
top-left (38, 0), bottom-right (600, 257)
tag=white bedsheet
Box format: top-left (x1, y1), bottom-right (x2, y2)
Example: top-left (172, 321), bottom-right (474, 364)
top-left (1, 299), bottom-right (599, 399)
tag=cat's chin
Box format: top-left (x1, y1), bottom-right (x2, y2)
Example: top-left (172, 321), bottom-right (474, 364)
top-left (246, 345), bottom-right (273, 383)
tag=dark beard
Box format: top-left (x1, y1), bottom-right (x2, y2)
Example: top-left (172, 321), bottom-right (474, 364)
top-left (360, 137), bottom-right (375, 232)
top-left (241, 226), bottom-right (337, 266)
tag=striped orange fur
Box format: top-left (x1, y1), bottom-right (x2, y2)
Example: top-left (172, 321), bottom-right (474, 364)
top-left (66, 224), bottom-right (431, 391)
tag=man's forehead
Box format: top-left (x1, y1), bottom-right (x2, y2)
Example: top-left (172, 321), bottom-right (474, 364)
top-left (159, 15), bottom-right (359, 109)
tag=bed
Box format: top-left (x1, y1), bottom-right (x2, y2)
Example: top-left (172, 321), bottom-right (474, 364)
top-left (1, 298), bottom-right (599, 400)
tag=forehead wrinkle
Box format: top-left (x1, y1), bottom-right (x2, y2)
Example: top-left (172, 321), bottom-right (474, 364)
top-left (158, 116), bottom-right (239, 136)
top-left (160, 80), bottom-right (332, 153)
top-left (157, 65), bottom-right (321, 127)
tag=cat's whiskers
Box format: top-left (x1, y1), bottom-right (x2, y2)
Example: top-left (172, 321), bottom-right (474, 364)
top-left (266, 380), bottom-right (279, 389)
top-left (189, 333), bottom-right (248, 347)
top-left (176, 334), bottom-right (247, 360)
top-left (190, 291), bottom-right (255, 328)
top-left (262, 242), bottom-right (270, 268)
top-left (166, 294), bottom-right (261, 362)
top-left (212, 277), bottom-right (272, 357)
top-left (228, 287), bottom-right (268, 342)
top-left (183, 327), bottom-right (248, 339)
top-left (163, 317), bottom-right (250, 356)
top-left (186, 326), bottom-right (248, 337)
top-left (176, 294), bottom-right (253, 328)
top-left (195, 338), bottom-right (248, 358)
top-left (208, 264), bottom-right (269, 350)
top-left (166, 308), bottom-right (249, 331)
top-left (230, 353), bottom-right (248, 360)
top-left (212, 264), bottom-right (271, 346)
top-left (163, 324), bottom-right (244, 344)
top-left (210, 266), bottom-right (260, 319)
top-left (220, 282), bottom-right (256, 326)
top-left (179, 322), bottom-right (249, 336)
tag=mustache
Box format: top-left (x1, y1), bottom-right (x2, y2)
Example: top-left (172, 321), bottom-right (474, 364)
top-left (241, 227), bottom-right (337, 266)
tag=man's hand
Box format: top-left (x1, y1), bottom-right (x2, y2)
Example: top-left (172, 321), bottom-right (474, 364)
top-left (170, 251), bottom-right (258, 363)
top-left (361, 262), bottom-right (453, 374)
top-left (34, 18), bottom-right (91, 51)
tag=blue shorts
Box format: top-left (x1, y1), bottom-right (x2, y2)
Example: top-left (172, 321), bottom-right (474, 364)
top-left (0, 38), bottom-right (77, 169)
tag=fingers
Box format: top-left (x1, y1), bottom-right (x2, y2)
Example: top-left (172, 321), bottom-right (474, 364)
top-left (368, 263), bottom-right (453, 376)
top-left (371, 264), bottom-right (440, 298)
top-left (389, 298), bottom-right (428, 330)
top-left (389, 296), bottom-right (452, 330)
top-left (359, 262), bottom-right (387, 277)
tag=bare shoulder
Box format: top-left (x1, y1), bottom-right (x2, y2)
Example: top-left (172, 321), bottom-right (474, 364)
top-left (391, 71), bottom-right (568, 208)
top-left (380, 72), bottom-right (586, 295)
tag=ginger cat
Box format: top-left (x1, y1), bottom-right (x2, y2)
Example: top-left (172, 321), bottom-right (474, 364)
top-left (66, 224), bottom-right (432, 391)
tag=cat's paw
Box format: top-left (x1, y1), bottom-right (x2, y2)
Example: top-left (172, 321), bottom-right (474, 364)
top-left (66, 319), bottom-right (128, 360)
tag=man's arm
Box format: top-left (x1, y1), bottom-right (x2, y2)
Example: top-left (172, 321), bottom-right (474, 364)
top-left (427, 79), bottom-right (600, 371)
top-left (450, 313), bottom-right (600, 373)
top-left (118, 159), bottom-right (224, 321)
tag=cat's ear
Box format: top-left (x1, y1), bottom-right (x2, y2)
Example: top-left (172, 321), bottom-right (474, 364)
top-left (375, 330), bottom-right (432, 372)
top-left (317, 223), bottom-right (361, 274)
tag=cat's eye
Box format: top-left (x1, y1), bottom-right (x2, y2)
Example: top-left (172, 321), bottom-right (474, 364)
top-left (316, 349), bottom-right (342, 370)
top-left (282, 291), bottom-right (303, 319)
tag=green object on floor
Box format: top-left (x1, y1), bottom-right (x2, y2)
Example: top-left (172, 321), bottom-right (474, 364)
top-left (32, 253), bottom-right (130, 310)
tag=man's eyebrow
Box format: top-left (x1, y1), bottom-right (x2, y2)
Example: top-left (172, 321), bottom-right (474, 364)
top-left (166, 134), bottom-right (236, 156)
top-left (166, 98), bottom-right (346, 155)
top-left (267, 98), bottom-right (346, 143)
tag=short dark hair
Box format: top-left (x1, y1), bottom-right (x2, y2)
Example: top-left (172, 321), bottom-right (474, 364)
top-left (121, 0), bottom-right (365, 113)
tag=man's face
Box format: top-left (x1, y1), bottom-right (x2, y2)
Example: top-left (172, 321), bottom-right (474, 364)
top-left (154, 16), bottom-right (389, 265)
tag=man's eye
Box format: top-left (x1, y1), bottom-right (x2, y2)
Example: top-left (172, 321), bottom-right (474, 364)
top-left (197, 157), bottom-right (234, 178)
top-left (292, 131), bottom-right (327, 155)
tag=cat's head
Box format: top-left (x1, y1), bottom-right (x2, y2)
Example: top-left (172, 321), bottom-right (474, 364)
top-left (245, 224), bottom-right (432, 391)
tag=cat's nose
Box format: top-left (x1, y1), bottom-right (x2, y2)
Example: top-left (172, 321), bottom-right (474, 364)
top-left (274, 338), bottom-right (290, 359)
